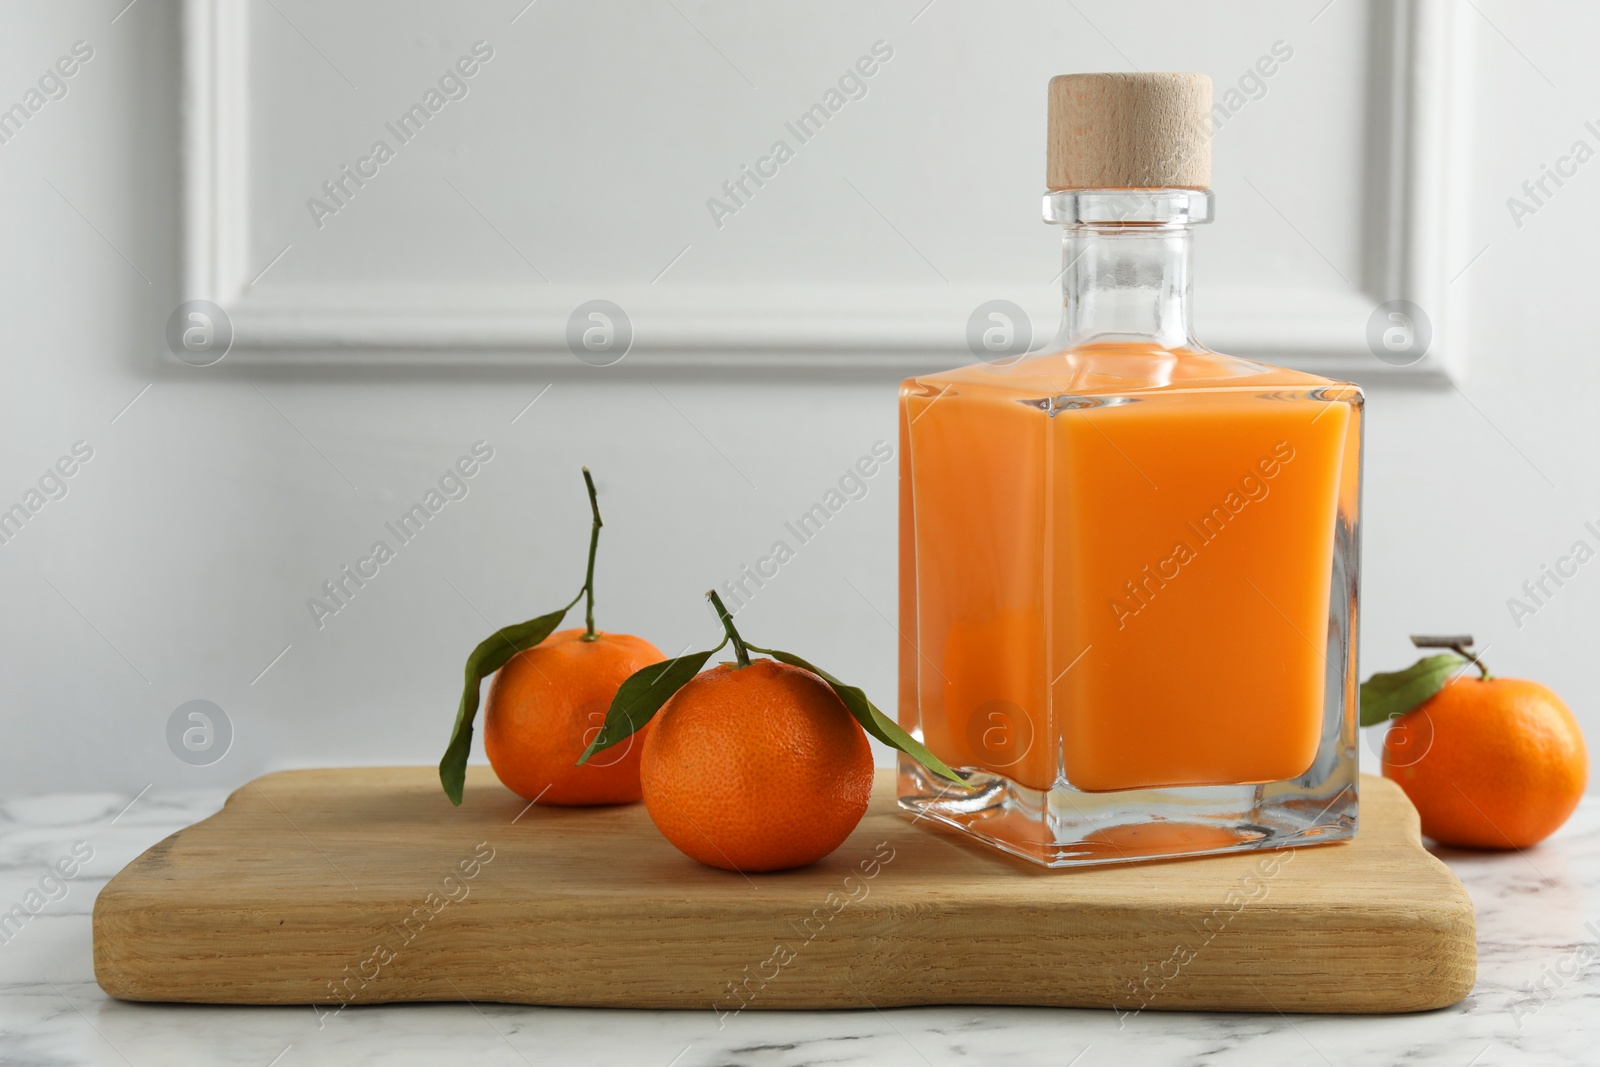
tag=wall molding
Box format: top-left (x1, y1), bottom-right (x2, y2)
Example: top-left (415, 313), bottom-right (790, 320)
top-left (183, 0), bottom-right (1468, 383)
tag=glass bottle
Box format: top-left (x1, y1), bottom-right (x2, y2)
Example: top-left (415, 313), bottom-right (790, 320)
top-left (896, 73), bottom-right (1362, 866)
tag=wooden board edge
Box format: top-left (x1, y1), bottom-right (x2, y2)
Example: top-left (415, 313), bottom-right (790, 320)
top-left (90, 768), bottom-right (1480, 1014)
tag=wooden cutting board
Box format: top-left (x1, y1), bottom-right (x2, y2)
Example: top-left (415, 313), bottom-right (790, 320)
top-left (93, 768), bottom-right (1475, 1014)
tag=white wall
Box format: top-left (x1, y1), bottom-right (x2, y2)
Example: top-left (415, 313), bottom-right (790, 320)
top-left (2, 0), bottom-right (1596, 797)
top-left (212, 0), bottom-right (1401, 374)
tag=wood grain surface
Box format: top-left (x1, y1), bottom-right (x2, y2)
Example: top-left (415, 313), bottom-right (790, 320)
top-left (93, 768), bottom-right (1475, 1013)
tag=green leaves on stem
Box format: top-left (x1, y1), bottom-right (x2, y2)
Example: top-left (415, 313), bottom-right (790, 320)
top-left (439, 602), bottom-right (577, 804)
top-left (1358, 634), bottom-right (1492, 729)
top-left (578, 648), bottom-right (721, 760)
top-left (751, 647), bottom-right (962, 785)
top-left (577, 590), bottom-right (967, 787)
top-left (438, 468), bottom-right (607, 805)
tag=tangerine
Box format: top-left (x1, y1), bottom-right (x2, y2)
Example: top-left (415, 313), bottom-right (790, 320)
top-left (485, 628), bottom-right (664, 805)
top-left (640, 659), bottom-right (874, 872)
top-left (1383, 675), bottom-right (1586, 849)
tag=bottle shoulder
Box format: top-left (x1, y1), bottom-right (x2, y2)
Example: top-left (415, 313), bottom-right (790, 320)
top-left (902, 344), bottom-right (1362, 403)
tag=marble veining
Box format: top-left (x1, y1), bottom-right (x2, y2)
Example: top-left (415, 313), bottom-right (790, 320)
top-left (1, 786), bottom-right (1596, 1066)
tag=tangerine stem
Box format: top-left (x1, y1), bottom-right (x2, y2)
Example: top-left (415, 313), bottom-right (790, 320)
top-left (706, 589), bottom-right (751, 668)
top-left (1411, 634), bottom-right (1491, 680)
top-left (581, 467), bottom-right (603, 642)
top-left (1454, 643), bottom-right (1491, 680)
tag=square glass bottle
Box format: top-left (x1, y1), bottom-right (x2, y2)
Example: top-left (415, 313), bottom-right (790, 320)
top-left (896, 74), bottom-right (1362, 866)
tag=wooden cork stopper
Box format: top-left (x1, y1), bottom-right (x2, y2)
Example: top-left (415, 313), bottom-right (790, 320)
top-left (1047, 73), bottom-right (1212, 190)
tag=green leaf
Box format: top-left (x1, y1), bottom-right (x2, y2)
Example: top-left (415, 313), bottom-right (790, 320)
top-left (1359, 653), bottom-right (1467, 728)
top-left (577, 647), bottom-right (720, 765)
top-left (760, 648), bottom-right (967, 787)
top-left (439, 605), bottom-right (572, 805)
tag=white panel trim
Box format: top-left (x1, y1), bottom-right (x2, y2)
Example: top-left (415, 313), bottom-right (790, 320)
top-left (182, 0), bottom-right (1467, 382)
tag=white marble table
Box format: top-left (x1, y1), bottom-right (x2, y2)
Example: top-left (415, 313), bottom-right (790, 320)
top-left (2, 786), bottom-right (1596, 1067)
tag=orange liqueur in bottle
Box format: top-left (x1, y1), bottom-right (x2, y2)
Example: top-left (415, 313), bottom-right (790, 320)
top-left (896, 73), bottom-right (1361, 866)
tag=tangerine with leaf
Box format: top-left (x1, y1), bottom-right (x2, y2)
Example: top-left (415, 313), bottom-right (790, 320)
top-left (1363, 635), bottom-right (1586, 849)
top-left (439, 469), bottom-right (663, 807)
top-left (579, 591), bottom-right (966, 871)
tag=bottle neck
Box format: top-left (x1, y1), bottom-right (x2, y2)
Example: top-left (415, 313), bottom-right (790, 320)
top-left (1043, 189), bottom-right (1213, 353)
